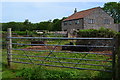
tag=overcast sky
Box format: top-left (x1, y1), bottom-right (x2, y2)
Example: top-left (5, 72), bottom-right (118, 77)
top-left (1, 0), bottom-right (119, 23)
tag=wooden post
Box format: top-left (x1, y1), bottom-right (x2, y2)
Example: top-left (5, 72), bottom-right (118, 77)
top-left (117, 25), bottom-right (120, 80)
top-left (113, 35), bottom-right (120, 80)
top-left (112, 45), bottom-right (116, 80)
top-left (7, 28), bottom-right (12, 67)
top-left (116, 36), bottom-right (120, 80)
top-left (117, 50), bottom-right (120, 80)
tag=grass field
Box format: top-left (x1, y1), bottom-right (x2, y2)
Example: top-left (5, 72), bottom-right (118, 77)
top-left (2, 46), bottom-right (113, 79)
top-left (1, 33), bottom-right (113, 79)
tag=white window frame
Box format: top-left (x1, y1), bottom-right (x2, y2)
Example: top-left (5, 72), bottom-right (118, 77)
top-left (75, 20), bottom-right (80, 24)
top-left (104, 19), bottom-right (110, 24)
top-left (63, 22), bottom-right (67, 25)
top-left (69, 21), bottom-right (72, 25)
top-left (88, 19), bottom-right (95, 24)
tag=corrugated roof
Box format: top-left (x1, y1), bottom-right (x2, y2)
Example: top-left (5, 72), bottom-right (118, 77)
top-left (63, 7), bottom-right (100, 21)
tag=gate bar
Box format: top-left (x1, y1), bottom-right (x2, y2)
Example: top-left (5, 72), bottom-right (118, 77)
top-left (7, 37), bottom-right (114, 40)
top-left (12, 43), bottom-right (113, 48)
top-left (9, 53), bottom-right (112, 62)
top-left (12, 57), bottom-right (112, 67)
top-left (10, 61), bottom-right (112, 72)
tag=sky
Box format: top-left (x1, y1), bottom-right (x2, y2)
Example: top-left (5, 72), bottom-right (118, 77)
top-left (1, 0), bottom-right (119, 23)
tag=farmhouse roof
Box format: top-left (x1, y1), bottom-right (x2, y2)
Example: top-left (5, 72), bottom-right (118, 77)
top-left (63, 7), bottom-right (101, 21)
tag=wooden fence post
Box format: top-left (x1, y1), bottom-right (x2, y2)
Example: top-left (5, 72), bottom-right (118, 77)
top-left (117, 50), bottom-right (120, 80)
top-left (116, 36), bottom-right (120, 80)
top-left (7, 28), bottom-right (12, 67)
top-left (116, 47), bottom-right (120, 80)
top-left (112, 38), bottom-right (116, 80)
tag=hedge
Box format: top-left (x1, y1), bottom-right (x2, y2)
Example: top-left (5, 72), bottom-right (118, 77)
top-left (77, 27), bottom-right (117, 38)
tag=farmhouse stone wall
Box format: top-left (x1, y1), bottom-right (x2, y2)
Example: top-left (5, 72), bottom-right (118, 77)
top-left (83, 8), bottom-right (117, 31)
top-left (62, 7), bottom-right (118, 32)
top-left (118, 24), bottom-right (120, 32)
top-left (62, 18), bottom-right (83, 32)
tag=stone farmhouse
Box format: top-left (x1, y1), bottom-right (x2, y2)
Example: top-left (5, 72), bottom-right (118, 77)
top-left (62, 7), bottom-right (119, 32)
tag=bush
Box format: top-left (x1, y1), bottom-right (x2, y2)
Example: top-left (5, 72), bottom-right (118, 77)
top-left (12, 31), bottom-right (38, 36)
top-left (16, 67), bottom-right (80, 80)
top-left (116, 32), bottom-right (120, 47)
top-left (77, 27), bottom-right (117, 38)
top-left (16, 67), bottom-right (45, 80)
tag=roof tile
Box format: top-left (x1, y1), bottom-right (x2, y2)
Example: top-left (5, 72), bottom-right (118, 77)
top-left (63, 7), bottom-right (100, 21)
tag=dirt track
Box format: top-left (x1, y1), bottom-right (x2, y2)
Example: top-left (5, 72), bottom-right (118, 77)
top-left (25, 46), bottom-right (62, 51)
top-left (24, 46), bottom-right (112, 54)
top-left (24, 46), bottom-right (112, 61)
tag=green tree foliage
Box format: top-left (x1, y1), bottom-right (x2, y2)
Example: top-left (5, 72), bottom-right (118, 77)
top-left (2, 22), bottom-right (25, 31)
top-left (23, 19), bottom-right (31, 25)
top-left (52, 19), bottom-right (61, 31)
top-left (2, 18), bottom-right (66, 31)
top-left (103, 2), bottom-right (120, 23)
top-left (51, 17), bottom-right (67, 31)
top-left (37, 21), bottom-right (50, 30)
top-left (23, 19), bottom-right (32, 30)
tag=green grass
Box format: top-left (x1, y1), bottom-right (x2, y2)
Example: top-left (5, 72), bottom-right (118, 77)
top-left (1, 38), bottom-right (113, 79)
top-left (2, 48), bottom-right (112, 79)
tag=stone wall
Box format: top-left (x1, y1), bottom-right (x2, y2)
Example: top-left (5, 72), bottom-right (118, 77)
top-left (62, 8), bottom-right (118, 32)
top-left (83, 8), bottom-right (117, 31)
top-left (116, 24), bottom-right (120, 32)
top-left (62, 18), bottom-right (83, 33)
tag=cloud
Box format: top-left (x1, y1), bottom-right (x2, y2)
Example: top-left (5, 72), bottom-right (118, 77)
top-left (1, 0), bottom-right (120, 2)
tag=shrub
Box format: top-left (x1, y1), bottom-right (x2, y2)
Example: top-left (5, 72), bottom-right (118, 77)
top-left (12, 31), bottom-right (38, 36)
top-left (116, 32), bottom-right (120, 47)
top-left (16, 67), bottom-right (81, 80)
top-left (16, 67), bottom-right (45, 80)
top-left (77, 27), bottom-right (117, 38)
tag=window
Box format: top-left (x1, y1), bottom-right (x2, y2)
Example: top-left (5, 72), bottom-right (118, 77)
top-left (69, 21), bottom-right (72, 25)
top-left (64, 29), bottom-right (67, 31)
top-left (75, 20), bottom-right (80, 24)
top-left (104, 19), bottom-right (110, 24)
top-left (88, 19), bottom-right (95, 24)
top-left (63, 22), bottom-right (67, 25)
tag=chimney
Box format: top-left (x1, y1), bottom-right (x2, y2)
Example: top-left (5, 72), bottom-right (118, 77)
top-left (74, 8), bottom-right (77, 13)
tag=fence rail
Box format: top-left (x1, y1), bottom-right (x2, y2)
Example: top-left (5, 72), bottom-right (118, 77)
top-left (7, 37), bottom-right (114, 40)
top-left (9, 61), bottom-right (112, 72)
top-left (11, 43), bottom-right (113, 48)
top-left (11, 57), bottom-right (112, 67)
top-left (8, 53), bottom-right (112, 62)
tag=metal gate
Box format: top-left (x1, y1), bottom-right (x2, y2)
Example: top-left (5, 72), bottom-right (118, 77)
top-left (7, 28), bottom-right (116, 79)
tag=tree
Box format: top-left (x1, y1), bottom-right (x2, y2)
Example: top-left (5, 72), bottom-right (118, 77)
top-left (23, 19), bottom-right (31, 25)
top-left (53, 19), bottom-right (59, 23)
top-left (2, 22), bottom-right (21, 31)
top-left (52, 19), bottom-right (61, 31)
top-left (51, 17), bottom-right (67, 31)
top-left (36, 21), bottom-right (51, 30)
top-left (23, 19), bottom-right (32, 31)
top-left (2, 17), bottom-right (67, 31)
top-left (103, 2), bottom-right (120, 23)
